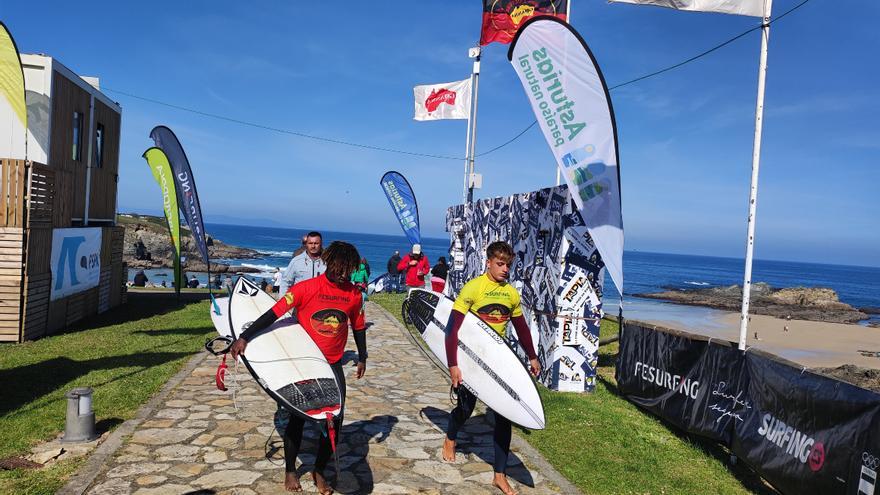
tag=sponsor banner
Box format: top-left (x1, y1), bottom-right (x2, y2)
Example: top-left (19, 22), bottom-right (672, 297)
top-left (413, 79), bottom-right (471, 121)
top-left (51, 228), bottom-right (102, 301)
top-left (508, 17), bottom-right (624, 296)
top-left (0, 22), bottom-right (26, 160)
top-left (150, 126), bottom-right (210, 267)
top-left (557, 263), bottom-right (600, 315)
top-left (616, 323), bottom-right (748, 443)
top-left (617, 322), bottom-right (880, 494)
top-left (733, 353), bottom-right (880, 495)
top-left (554, 345), bottom-right (586, 392)
top-left (380, 171), bottom-right (421, 246)
top-left (609, 0), bottom-right (767, 17)
top-left (143, 147), bottom-right (182, 293)
top-left (446, 185), bottom-right (604, 392)
top-left (481, 0), bottom-right (568, 46)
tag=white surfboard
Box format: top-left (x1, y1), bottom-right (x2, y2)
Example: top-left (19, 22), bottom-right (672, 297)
top-left (228, 277), bottom-right (342, 421)
top-left (405, 288), bottom-right (545, 430)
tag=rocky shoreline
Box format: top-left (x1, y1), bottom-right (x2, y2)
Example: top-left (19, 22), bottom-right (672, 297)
top-left (635, 282), bottom-right (869, 324)
top-left (120, 214), bottom-right (264, 273)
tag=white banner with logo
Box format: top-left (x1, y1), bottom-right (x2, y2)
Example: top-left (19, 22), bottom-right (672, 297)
top-left (51, 227), bottom-right (102, 301)
top-left (413, 78), bottom-right (472, 121)
top-left (609, 0), bottom-right (767, 17)
top-left (508, 17), bottom-right (623, 296)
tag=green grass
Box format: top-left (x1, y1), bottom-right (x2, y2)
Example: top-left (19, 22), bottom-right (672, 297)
top-left (0, 292), bottom-right (214, 494)
top-left (370, 292), bottom-right (773, 495)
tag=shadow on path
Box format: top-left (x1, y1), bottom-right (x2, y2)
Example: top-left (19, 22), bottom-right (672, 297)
top-left (420, 406), bottom-right (535, 488)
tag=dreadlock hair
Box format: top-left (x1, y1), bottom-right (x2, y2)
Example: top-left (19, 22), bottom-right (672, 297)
top-left (486, 241), bottom-right (515, 262)
top-left (322, 241), bottom-right (361, 283)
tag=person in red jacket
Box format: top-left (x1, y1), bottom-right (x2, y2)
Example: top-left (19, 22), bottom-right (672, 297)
top-left (397, 244), bottom-right (430, 288)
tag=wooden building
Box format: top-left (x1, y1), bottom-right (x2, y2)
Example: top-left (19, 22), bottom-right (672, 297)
top-left (0, 54), bottom-right (126, 342)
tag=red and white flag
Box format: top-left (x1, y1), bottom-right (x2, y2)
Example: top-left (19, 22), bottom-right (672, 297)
top-left (413, 79), bottom-right (472, 121)
top-left (609, 0), bottom-right (768, 17)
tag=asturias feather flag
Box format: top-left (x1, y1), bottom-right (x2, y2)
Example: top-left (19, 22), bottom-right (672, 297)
top-left (508, 17), bottom-right (624, 296)
top-left (380, 171), bottom-right (421, 246)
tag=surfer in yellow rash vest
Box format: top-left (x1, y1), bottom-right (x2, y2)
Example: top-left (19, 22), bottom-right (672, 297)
top-left (231, 241), bottom-right (367, 494)
top-left (441, 241), bottom-right (540, 495)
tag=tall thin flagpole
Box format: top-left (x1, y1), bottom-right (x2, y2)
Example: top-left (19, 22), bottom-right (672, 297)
top-left (556, 0), bottom-right (572, 187)
top-left (738, 0), bottom-right (773, 351)
top-left (467, 48), bottom-right (482, 203)
top-left (462, 79), bottom-right (474, 204)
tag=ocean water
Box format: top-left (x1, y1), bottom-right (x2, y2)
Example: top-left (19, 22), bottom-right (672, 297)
top-left (130, 224), bottom-right (880, 324)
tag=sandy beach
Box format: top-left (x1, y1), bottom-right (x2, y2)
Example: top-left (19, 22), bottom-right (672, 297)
top-left (644, 308), bottom-right (880, 370)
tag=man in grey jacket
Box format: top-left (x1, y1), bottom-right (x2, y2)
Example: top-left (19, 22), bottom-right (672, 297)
top-left (278, 231), bottom-right (326, 295)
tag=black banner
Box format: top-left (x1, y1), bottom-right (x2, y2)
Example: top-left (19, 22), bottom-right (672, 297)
top-left (733, 353), bottom-right (880, 495)
top-left (616, 323), bottom-right (747, 444)
top-left (616, 323), bottom-right (880, 495)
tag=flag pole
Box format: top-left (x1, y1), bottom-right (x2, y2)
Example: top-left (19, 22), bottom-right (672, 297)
top-left (556, 0), bottom-right (572, 187)
top-left (466, 47), bottom-right (482, 203)
top-left (738, 0), bottom-right (773, 351)
top-left (462, 83), bottom-right (473, 205)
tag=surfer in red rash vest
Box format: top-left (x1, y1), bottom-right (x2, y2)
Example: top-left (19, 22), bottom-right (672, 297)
top-left (231, 241), bottom-right (367, 494)
top-left (442, 241), bottom-right (540, 495)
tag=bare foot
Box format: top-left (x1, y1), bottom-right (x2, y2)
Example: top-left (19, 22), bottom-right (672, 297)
top-left (312, 472), bottom-right (333, 495)
top-left (442, 438), bottom-right (456, 462)
top-left (284, 472), bottom-right (302, 492)
top-left (493, 473), bottom-right (518, 495)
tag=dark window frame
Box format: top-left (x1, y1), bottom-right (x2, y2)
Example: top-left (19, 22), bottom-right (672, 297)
top-left (94, 123), bottom-right (105, 168)
top-left (72, 111), bottom-right (84, 161)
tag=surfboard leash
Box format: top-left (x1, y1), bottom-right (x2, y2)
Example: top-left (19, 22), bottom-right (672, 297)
top-left (326, 412), bottom-right (340, 483)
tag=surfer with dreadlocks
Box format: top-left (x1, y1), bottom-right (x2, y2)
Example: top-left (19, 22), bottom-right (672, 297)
top-left (442, 241), bottom-right (540, 495)
top-left (231, 241), bottom-right (367, 494)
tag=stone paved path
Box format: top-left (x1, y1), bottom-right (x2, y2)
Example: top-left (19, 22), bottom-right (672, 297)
top-left (82, 302), bottom-right (572, 494)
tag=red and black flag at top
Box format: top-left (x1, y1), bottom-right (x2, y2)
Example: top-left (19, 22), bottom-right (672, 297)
top-left (480, 0), bottom-right (568, 45)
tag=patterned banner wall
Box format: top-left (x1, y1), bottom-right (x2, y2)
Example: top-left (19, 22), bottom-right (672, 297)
top-left (446, 185), bottom-right (605, 392)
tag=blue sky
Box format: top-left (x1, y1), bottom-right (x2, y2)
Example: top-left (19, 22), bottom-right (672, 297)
top-left (3, 1), bottom-right (878, 266)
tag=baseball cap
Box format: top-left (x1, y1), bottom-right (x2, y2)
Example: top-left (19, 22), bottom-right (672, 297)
top-left (412, 244), bottom-right (422, 254)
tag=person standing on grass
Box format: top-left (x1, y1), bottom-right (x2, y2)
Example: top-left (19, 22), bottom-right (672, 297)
top-left (230, 241), bottom-right (367, 494)
top-left (441, 241), bottom-right (540, 495)
top-left (431, 256), bottom-right (449, 293)
top-left (397, 244), bottom-right (430, 290)
top-left (387, 250), bottom-right (402, 293)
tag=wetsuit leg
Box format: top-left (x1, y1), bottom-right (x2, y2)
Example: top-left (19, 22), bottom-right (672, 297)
top-left (283, 414), bottom-right (306, 473)
top-left (446, 386), bottom-right (477, 441)
top-left (491, 411), bottom-right (513, 473)
top-left (314, 362), bottom-right (346, 472)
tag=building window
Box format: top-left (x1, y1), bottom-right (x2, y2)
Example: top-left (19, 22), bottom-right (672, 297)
top-left (94, 123), bottom-right (105, 168)
top-left (72, 111), bottom-right (83, 161)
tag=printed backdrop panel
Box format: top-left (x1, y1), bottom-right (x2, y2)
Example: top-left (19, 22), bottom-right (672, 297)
top-left (51, 227), bottom-right (102, 301)
top-left (447, 185), bottom-right (605, 392)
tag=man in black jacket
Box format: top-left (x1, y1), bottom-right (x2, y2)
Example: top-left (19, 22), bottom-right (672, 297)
top-left (386, 251), bottom-right (402, 293)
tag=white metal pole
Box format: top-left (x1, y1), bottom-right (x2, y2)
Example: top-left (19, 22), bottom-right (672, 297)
top-left (467, 49), bottom-right (482, 203)
top-left (557, 0), bottom-right (572, 187)
top-left (462, 82), bottom-right (474, 204)
top-left (738, 1), bottom-right (773, 351)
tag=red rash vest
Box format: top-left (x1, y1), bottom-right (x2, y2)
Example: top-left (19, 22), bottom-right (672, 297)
top-left (270, 274), bottom-right (365, 364)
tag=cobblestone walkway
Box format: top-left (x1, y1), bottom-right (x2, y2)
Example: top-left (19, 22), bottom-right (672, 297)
top-left (82, 303), bottom-right (571, 494)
